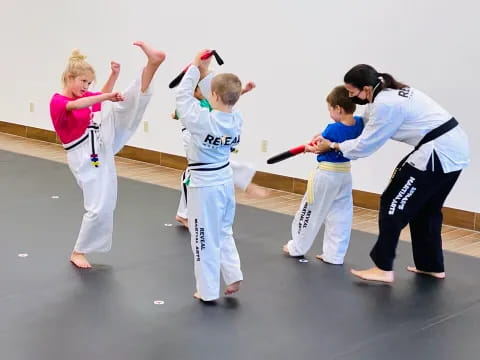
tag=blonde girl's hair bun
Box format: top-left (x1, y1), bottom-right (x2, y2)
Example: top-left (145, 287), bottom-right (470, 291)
top-left (69, 49), bottom-right (87, 61)
top-left (62, 48), bottom-right (96, 86)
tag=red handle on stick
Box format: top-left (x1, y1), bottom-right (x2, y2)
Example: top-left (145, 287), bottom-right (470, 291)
top-left (266, 141), bottom-right (317, 164)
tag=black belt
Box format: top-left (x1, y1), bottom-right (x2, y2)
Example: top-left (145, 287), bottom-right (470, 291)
top-left (393, 117), bottom-right (458, 175)
top-left (64, 133), bottom-right (89, 150)
top-left (64, 125), bottom-right (100, 151)
top-left (188, 162), bottom-right (230, 171)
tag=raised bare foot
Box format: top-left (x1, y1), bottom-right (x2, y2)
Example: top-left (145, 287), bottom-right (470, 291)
top-left (224, 281), bottom-right (241, 296)
top-left (70, 252), bottom-right (92, 269)
top-left (245, 183), bottom-right (271, 198)
top-left (351, 267), bottom-right (394, 283)
top-left (175, 215), bottom-right (189, 228)
top-left (133, 41), bottom-right (166, 66)
top-left (407, 266), bottom-right (445, 279)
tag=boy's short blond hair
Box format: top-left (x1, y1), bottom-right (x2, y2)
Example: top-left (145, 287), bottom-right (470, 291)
top-left (211, 73), bottom-right (242, 106)
top-left (326, 86), bottom-right (356, 114)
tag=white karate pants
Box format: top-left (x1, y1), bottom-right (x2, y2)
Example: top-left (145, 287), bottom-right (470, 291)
top-left (287, 167), bottom-right (353, 264)
top-left (187, 180), bottom-right (243, 301)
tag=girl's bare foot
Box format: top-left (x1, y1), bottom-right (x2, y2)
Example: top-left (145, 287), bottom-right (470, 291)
top-left (407, 266), bottom-right (445, 279)
top-left (193, 292), bottom-right (201, 300)
top-left (70, 252), bottom-right (92, 269)
top-left (282, 244), bottom-right (290, 255)
top-left (245, 183), bottom-right (271, 198)
top-left (351, 266), bottom-right (394, 283)
top-left (133, 41), bottom-right (166, 92)
top-left (224, 281), bottom-right (241, 296)
top-left (175, 215), bottom-right (189, 228)
top-left (133, 41), bottom-right (166, 66)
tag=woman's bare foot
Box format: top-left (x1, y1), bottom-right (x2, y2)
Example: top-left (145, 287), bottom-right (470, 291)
top-left (245, 183), bottom-right (271, 198)
top-left (133, 41), bottom-right (166, 92)
top-left (407, 266), bottom-right (445, 279)
top-left (70, 252), bottom-right (92, 269)
top-left (175, 215), bottom-right (189, 228)
top-left (351, 266), bottom-right (394, 283)
top-left (224, 281), bottom-right (241, 296)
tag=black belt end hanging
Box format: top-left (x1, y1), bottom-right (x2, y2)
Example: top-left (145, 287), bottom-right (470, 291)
top-left (90, 130), bottom-right (99, 167)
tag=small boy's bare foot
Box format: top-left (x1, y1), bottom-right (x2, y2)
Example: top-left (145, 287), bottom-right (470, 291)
top-left (133, 41), bottom-right (166, 66)
top-left (70, 252), bottom-right (92, 269)
top-left (407, 266), bottom-right (445, 279)
top-left (224, 281), bottom-right (241, 296)
top-left (315, 254), bottom-right (343, 265)
top-left (245, 183), bottom-right (271, 198)
top-left (351, 267), bottom-right (394, 283)
top-left (282, 244), bottom-right (290, 255)
top-left (175, 215), bottom-right (189, 228)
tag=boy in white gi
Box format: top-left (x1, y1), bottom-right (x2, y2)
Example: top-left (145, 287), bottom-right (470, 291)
top-left (283, 86), bottom-right (363, 264)
top-left (50, 42), bottom-right (165, 268)
top-left (172, 82), bottom-right (266, 228)
top-left (175, 50), bottom-right (244, 301)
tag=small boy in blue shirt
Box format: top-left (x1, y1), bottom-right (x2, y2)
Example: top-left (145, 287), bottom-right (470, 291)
top-left (283, 86), bottom-right (363, 264)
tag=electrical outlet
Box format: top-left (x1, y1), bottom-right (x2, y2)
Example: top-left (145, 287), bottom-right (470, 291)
top-left (143, 121), bottom-right (149, 133)
top-left (261, 139), bottom-right (268, 152)
top-left (29, 102), bottom-right (35, 113)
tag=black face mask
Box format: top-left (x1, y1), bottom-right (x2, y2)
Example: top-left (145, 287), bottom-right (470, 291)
top-left (350, 81), bottom-right (382, 105)
top-left (350, 96), bottom-right (369, 105)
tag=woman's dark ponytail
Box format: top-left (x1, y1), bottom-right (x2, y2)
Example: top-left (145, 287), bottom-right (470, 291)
top-left (377, 72), bottom-right (408, 89)
top-left (344, 64), bottom-right (408, 90)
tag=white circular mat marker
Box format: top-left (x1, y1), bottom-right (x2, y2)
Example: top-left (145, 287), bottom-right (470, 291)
top-left (298, 258), bottom-right (309, 263)
top-left (164, 223), bottom-right (173, 227)
top-left (153, 300), bottom-right (165, 305)
top-left (18, 253), bottom-right (29, 258)
top-left (51, 195), bottom-right (60, 199)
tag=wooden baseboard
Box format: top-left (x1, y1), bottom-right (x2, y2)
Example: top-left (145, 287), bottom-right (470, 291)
top-left (1, 121), bottom-right (478, 231)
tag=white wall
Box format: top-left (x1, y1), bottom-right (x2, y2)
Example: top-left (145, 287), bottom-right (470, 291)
top-left (1, 0), bottom-right (478, 212)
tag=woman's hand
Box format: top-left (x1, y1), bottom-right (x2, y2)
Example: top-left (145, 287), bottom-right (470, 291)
top-left (314, 138), bottom-right (333, 154)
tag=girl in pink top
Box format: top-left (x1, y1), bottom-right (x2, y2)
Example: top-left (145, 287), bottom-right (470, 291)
top-left (50, 42), bottom-right (165, 268)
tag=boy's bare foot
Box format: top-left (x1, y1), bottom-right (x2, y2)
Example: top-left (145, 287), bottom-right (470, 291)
top-left (70, 252), bottom-right (92, 269)
top-left (133, 41), bottom-right (166, 66)
top-left (407, 266), bottom-right (445, 279)
top-left (224, 281), bottom-right (241, 296)
top-left (315, 254), bottom-right (343, 265)
top-left (245, 183), bottom-right (271, 198)
top-left (175, 215), bottom-right (189, 228)
top-left (351, 267), bottom-right (394, 283)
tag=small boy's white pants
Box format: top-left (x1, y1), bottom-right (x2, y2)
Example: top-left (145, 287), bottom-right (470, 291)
top-left (287, 164), bottom-right (353, 264)
top-left (187, 180), bottom-right (243, 301)
top-left (65, 73), bottom-right (152, 253)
